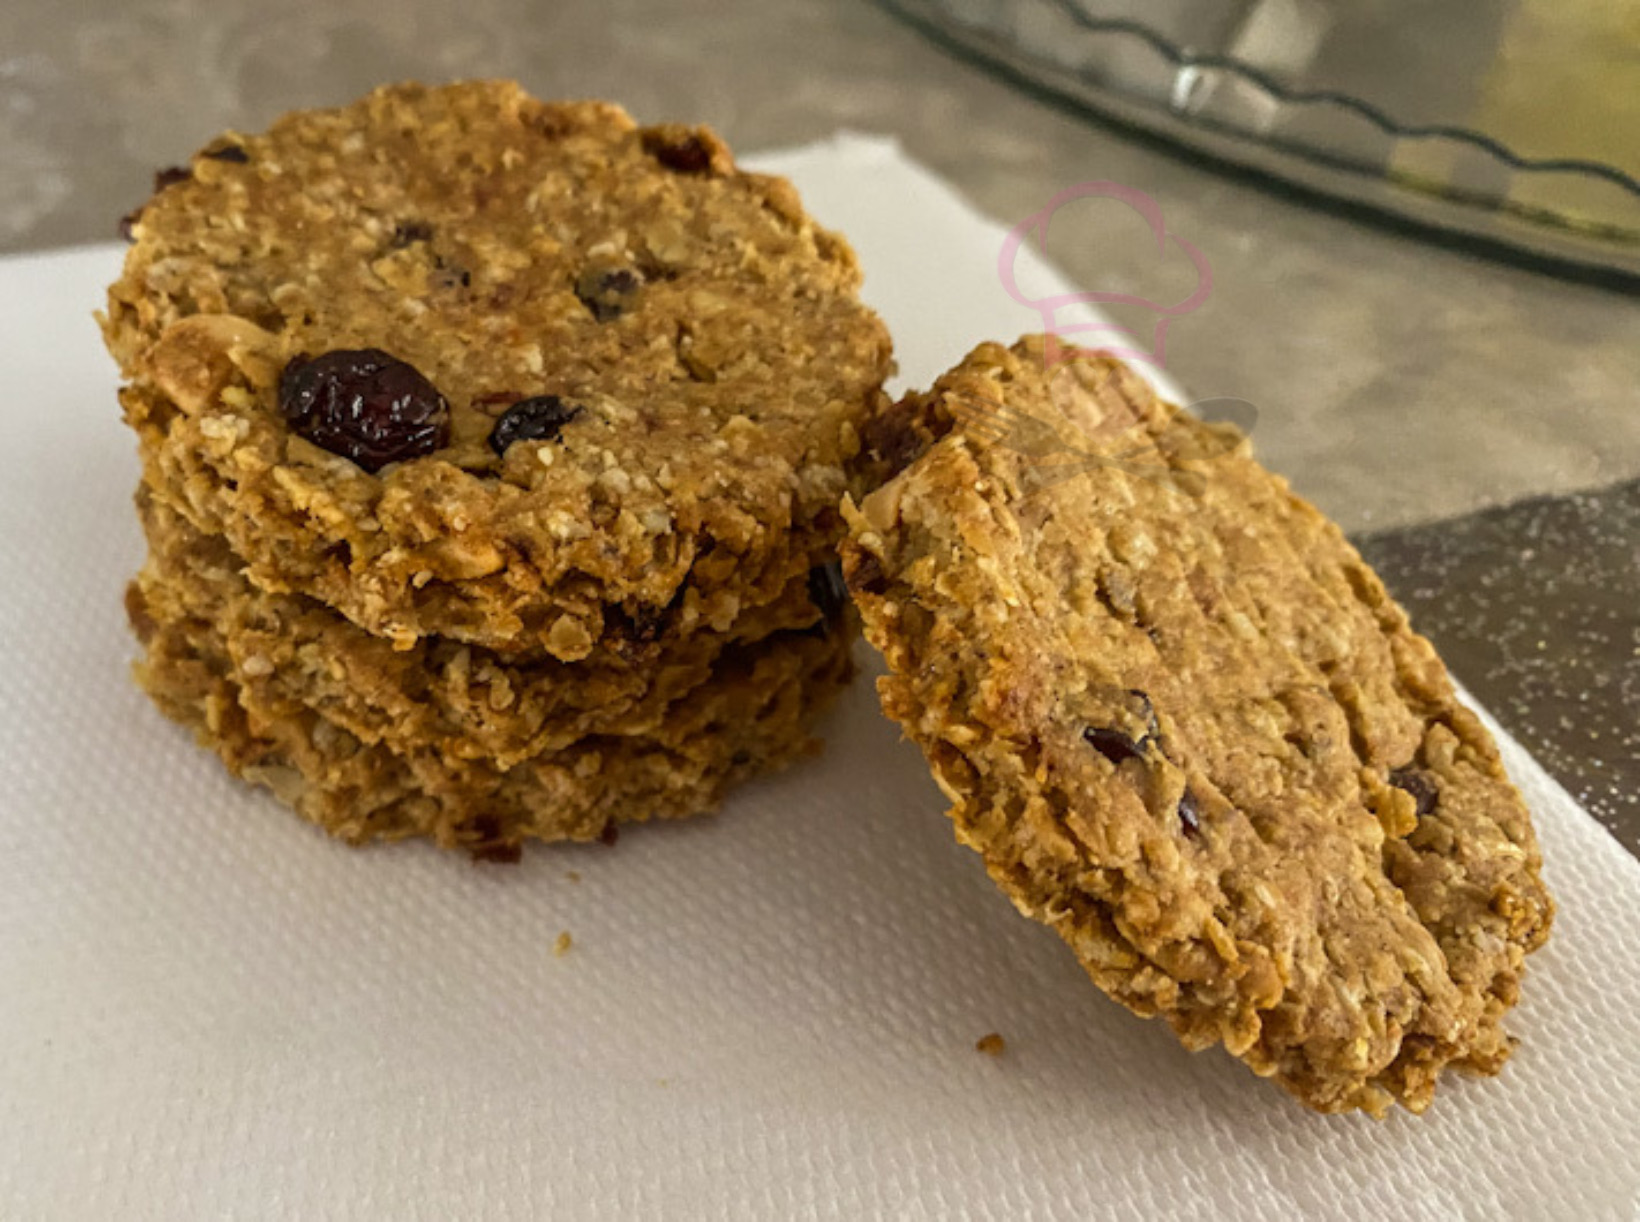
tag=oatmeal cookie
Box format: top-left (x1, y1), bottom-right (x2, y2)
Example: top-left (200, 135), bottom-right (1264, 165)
top-left (841, 336), bottom-right (1552, 1115)
top-left (133, 489), bottom-right (840, 769)
top-left (130, 575), bottom-right (854, 857)
top-left (104, 80), bottom-right (891, 656)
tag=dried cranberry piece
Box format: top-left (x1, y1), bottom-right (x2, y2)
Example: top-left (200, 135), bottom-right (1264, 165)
top-left (642, 130), bottom-right (714, 174)
top-left (202, 143), bottom-right (249, 163)
top-left (1084, 727), bottom-right (1145, 765)
top-left (1083, 691), bottom-right (1159, 764)
top-left (489, 395), bottom-right (583, 456)
top-left (1389, 766), bottom-right (1438, 816)
top-left (575, 264), bottom-right (643, 321)
top-left (861, 412), bottom-right (925, 476)
top-left (1177, 789), bottom-right (1202, 836)
top-left (153, 166), bottom-right (191, 191)
top-left (118, 208), bottom-right (142, 243)
top-left (278, 349), bottom-right (449, 473)
top-left (598, 822), bottom-right (620, 847)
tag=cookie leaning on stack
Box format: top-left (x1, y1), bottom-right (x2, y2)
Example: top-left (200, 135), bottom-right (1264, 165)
top-left (841, 337), bottom-right (1553, 1114)
top-left (104, 81), bottom-right (891, 857)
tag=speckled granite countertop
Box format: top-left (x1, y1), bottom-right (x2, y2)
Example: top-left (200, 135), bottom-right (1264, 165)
top-left (4, 0), bottom-right (1635, 850)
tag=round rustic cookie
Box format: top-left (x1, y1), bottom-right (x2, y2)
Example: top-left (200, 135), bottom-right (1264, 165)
top-left (131, 491), bottom-right (844, 769)
top-left (841, 336), bottom-right (1553, 1116)
top-left (104, 80), bottom-right (891, 657)
top-left (131, 571), bottom-right (855, 858)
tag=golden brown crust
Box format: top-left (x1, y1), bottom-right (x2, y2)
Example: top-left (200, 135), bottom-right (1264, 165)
top-left (133, 489), bottom-right (835, 769)
top-left (841, 336), bottom-right (1553, 1115)
top-left (131, 566), bottom-right (854, 857)
top-left (104, 80), bottom-right (891, 656)
top-left (108, 81), bottom-right (876, 857)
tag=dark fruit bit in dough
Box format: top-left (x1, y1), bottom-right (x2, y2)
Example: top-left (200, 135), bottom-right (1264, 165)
top-left (123, 582), bottom-right (158, 645)
top-left (202, 143), bottom-right (250, 163)
top-left (1389, 766), bottom-right (1438, 817)
top-left (489, 395), bottom-right (583, 456)
top-left (390, 220), bottom-right (434, 247)
top-left (278, 348), bottom-right (450, 473)
top-left (1083, 690), bottom-right (1160, 764)
top-left (432, 258), bottom-right (471, 290)
top-left (844, 551), bottom-right (887, 597)
top-left (609, 603), bottom-right (665, 644)
top-left (470, 389), bottom-right (526, 412)
top-left (575, 264), bottom-right (643, 321)
top-left (860, 410), bottom-right (929, 477)
top-left (1084, 726), bottom-right (1147, 765)
top-left (641, 129), bottom-right (713, 174)
top-left (467, 814), bottom-right (521, 864)
top-left (807, 562), bottom-right (849, 625)
top-left (153, 166), bottom-right (191, 191)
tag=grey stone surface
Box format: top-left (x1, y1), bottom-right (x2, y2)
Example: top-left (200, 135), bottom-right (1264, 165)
top-left (3, 0), bottom-right (1635, 851)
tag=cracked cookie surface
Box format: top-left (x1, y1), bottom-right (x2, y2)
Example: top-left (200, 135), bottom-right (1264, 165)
top-left (841, 336), bottom-right (1553, 1115)
top-left (104, 80), bottom-right (891, 656)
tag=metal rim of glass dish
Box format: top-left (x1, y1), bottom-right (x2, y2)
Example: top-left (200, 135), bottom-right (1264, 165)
top-left (883, 0), bottom-right (1640, 288)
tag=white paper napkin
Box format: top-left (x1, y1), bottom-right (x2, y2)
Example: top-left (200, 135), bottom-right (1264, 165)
top-left (1, 135), bottom-right (1636, 1221)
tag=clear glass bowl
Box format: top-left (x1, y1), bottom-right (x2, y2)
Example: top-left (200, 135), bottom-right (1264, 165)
top-left (883, 0), bottom-right (1640, 282)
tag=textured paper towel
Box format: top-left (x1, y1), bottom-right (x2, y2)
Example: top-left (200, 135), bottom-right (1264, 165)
top-left (1, 136), bottom-right (1636, 1221)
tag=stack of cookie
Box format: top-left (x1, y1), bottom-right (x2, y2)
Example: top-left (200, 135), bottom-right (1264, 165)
top-left (104, 82), bottom-right (891, 858)
top-left (100, 81), bottom-right (1558, 1115)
